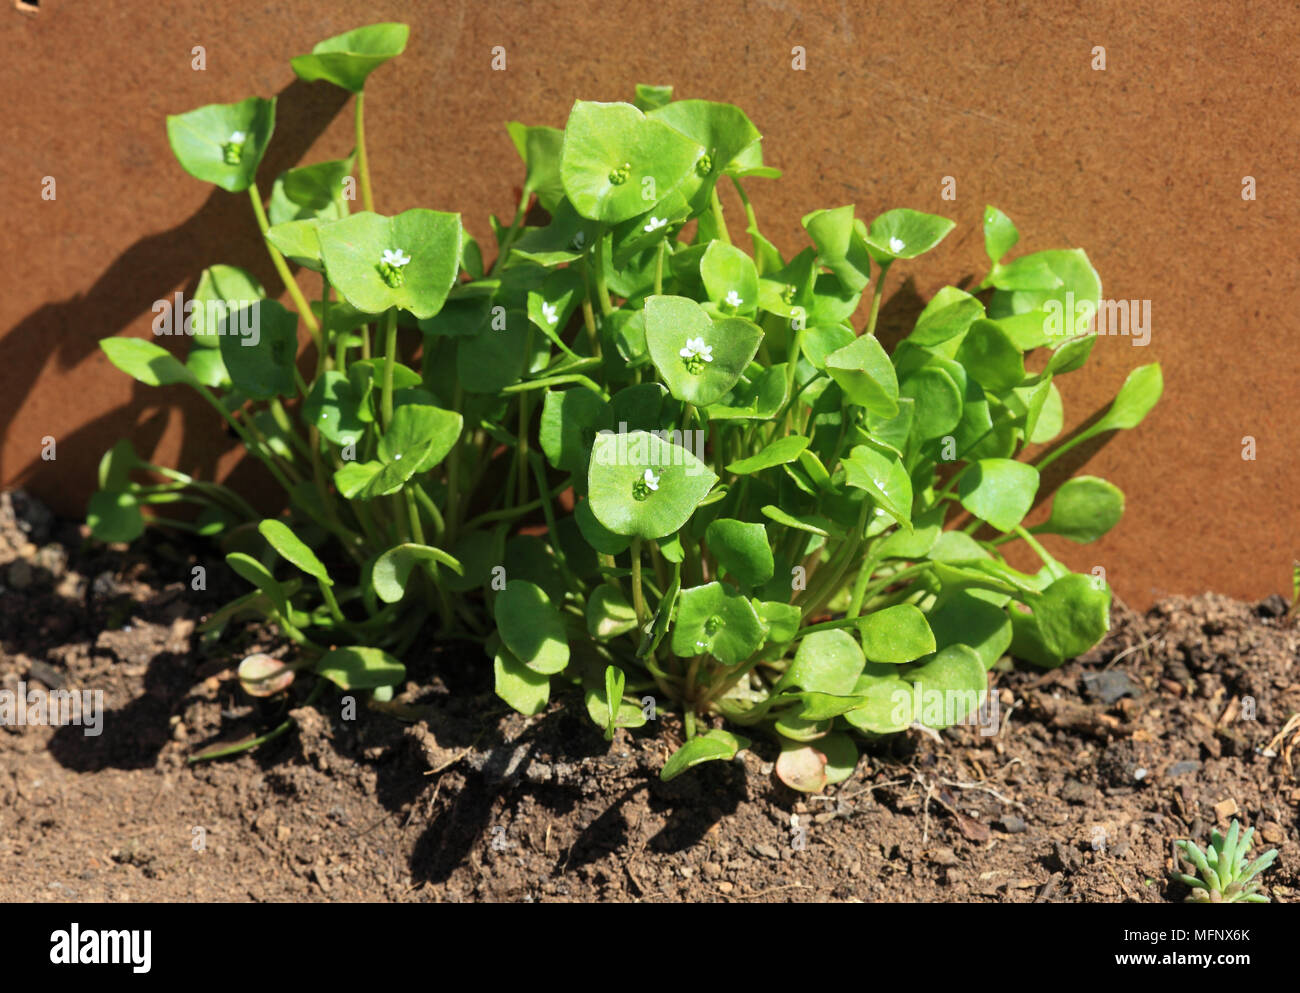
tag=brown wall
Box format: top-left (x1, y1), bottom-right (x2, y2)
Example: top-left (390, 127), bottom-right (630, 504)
top-left (4, 0), bottom-right (1298, 609)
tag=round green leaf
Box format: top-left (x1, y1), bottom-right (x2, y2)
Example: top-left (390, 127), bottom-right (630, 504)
top-left (802, 206), bottom-right (873, 293)
top-left (318, 209), bottom-right (462, 319)
top-left (166, 97), bottom-right (276, 193)
top-left (926, 589), bottom-right (1012, 670)
top-left (670, 582), bottom-right (767, 665)
top-left (495, 579), bottom-right (570, 675)
top-left (903, 644), bottom-right (987, 729)
top-left (586, 584), bottom-right (638, 639)
top-left (775, 741), bottom-right (829, 793)
top-left (87, 490), bottom-right (145, 543)
top-left (316, 646), bottom-right (405, 689)
top-left (302, 371), bottom-right (365, 446)
top-left (1030, 573), bottom-right (1111, 659)
top-left (1034, 476), bottom-right (1124, 543)
top-left (901, 365), bottom-right (963, 440)
top-left (644, 295), bottom-right (763, 406)
top-left (704, 519), bottom-right (774, 587)
top-left (908, 286), bottom-right (984, 346)
top-left (955, 319), bottom-right (1026, 393)
top-left (373, 543), bottom-right (463, 604)
top-left (290, 23), bottom-right (410, 92)
top-left (700, 241), bottom-right (759, 315)
top-left (982, 206), bottom-right (1019, 263)
top-left (587, 429), bottom-right (718, 540)
top-left (268, 157), bottom-right (354, 227)
top-left (958, 458), bottom-right (1039, 533)
top-left (843, 672), bottom-right (914, 734)
top-left (493, 643), bottom-right (551, 715)
top-left (859, 603), bottom-right (936, 664)
top-left (780, 629), bottom-right (865, 696)
top-left (540, 387), bottom-right (608, 474)
top-left (842, 444), bottom-right (913, 528)
top-left (1096, 363), bottom-right (1163, 432)
top-left (189, 265), bottom-right (267, 345)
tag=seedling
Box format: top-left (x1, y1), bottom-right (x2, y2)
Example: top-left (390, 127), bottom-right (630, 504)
top-left (93, 24), bottom-right (1163, 785)
top-left (1173, 820), bottom-right (1278, 903)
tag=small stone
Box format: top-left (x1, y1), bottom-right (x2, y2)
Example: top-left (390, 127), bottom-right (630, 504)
top-left (1260, 822), bottom-right (1285, 845)
top-left (998, 815), bottom-right (1028, 834)
top-left (1255, 594), bottom-right (1288, 619)
top-left (702, 861), bottom-right (722, 879)
top-left (1168, 760), bottom-right (1201, 777)
top-left (1213, 798), bottom-right (1239, 821)
top-left (1082, 670), bottom-right (1141, 705)
top-left (1060, 780), bottom-right (1094, 805)
top-left (753, 843), bottom-right (780, 860)
top-left (931, 846), bottom-right (960, 867)
top-left (717, 881), bottom-right (734, 895)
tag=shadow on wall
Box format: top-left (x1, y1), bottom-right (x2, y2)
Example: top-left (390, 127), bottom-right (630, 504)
top-left (3, 79), bottom-right (350, 508)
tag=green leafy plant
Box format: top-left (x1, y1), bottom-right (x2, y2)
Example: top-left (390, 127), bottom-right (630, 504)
top-left (92, 23), bottom-right (1162, 784)
top-left (1172, 820), bottom-right (1278, 903)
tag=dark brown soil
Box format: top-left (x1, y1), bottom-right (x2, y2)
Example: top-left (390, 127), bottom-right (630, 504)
top-left (2, 490), bottom-right (1297, 903)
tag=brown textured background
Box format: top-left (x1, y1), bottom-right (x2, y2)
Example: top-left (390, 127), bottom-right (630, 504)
top-left (3, 0), bottom-right (1298, 608)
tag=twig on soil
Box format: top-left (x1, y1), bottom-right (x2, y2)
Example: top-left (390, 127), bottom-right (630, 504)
top-left (733, 882), bottom-right (805, 901)
top-left (1258, 712), bottom-right (1300, 774)
top-left (939, 778), bottom-right (1028, 813)
top-left (1102, 635), bottom-right (1158, 672)
top-left (1105, 863), bottom-right (1136, 901)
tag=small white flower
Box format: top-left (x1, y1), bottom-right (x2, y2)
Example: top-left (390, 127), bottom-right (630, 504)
top-left (643, 468), bottom-right (660, 491)
top-left (643, 216), bottom-right (667, 233)
top-left (541, 301), bottom-right (558, 326)
top-left (382, 248), bottom-right (411, 267)
top-left (725, 290), bottom-right (743, 308)
top-left (228, 131), bottom-right (246, 143)
top-left (888, 236), bottom-right (905, 254)
top-left (678, 336), bottom-right (713, 362)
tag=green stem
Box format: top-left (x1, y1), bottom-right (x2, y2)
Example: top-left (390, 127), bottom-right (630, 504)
top-left (710, 187), bottom-right (731, 245)
top-left (490, 186), bottom-right (531, 277)
top-left (355, 91), bottom-right (375, 213)
top-left (865, 262), bottom-right (889, 337)
top-left (380, 307), bottom-right (398, 430)
top-left (630, 538), bottom-right (647, 627)
top-left (248, 184), bottom-right (320, 337)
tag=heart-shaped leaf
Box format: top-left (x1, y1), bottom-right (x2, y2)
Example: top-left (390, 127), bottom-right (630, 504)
top-left (290, 23), bottom-right (410, 92)
top-left (670, 582), bottom-right (767, 664)
top-left (955, 320), bottom-right (1026, 393)
top-left (166, 97), bottom-right (276, 192)
top-left (189, 265), bottom-right (267, 345)
top-left (958, 458), bottom-right (1039, 533)
top-left (560, 101), bottom-right (703, 224)
top-left (318, 210), bottom-right (461, 318)
top-left (865, 208), bottom-right (955, 261)
top-left (540, 387), bottom-right (608, 474)
top-left (926, 589), bottom-right (1012, 670)
top-left (660, 728), bottom-right (749, 781)
top-left (907, 286), bottom-right (984, 347)
top-left (900, 365), bottom-right (963, 440)
top-left (802, 206), bottom-right (873, 292)
top-left (506, 122), bottom-right (566, 211)
top-left (644, 295), bottom-right (763, 406)
top-left (268, 156), bottom-right (354, 226)
top-left (587, 429), bottom-right (718, 539)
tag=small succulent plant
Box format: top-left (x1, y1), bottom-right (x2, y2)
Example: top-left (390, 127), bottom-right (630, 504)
top-left (1173, 820), bottom-right (1278, 903)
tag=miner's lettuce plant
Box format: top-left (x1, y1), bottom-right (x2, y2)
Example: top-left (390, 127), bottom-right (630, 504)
top-left (92, 24), bottom-right (1162, 785)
